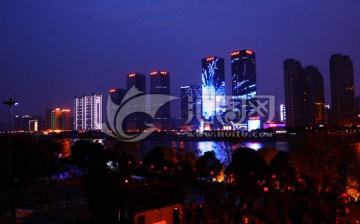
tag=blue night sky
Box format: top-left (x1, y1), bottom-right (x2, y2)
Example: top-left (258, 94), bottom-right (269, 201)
top-left (1, 0), bottom-right (360, 121)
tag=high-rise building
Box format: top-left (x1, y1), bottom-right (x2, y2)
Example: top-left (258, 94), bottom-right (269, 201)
top-left (108, 88), bottom-right (127, 130)
top-left (231, 50), bottom-right (256, 98)
top-left (21, 115), bottom-right (32, 131)
top-left (324, 104), bottom-right (331, 125)
top-left (109, 88), bottom-right (127, 105)
top-left (127, 73), bottom-right (146, 92)
top-left (51, 108), bottom-right (71, 130)
top-left (61, 109), bottom-right (71, 130)
top-left (127, 73), bottom-right (146, 131)
top-left (355, 97), bottom-right (360, 123)
top-left (306, 66), bottom-right (325, 125)
top-left (13, 115), bottom-right (31, 131)
top-left (180, 85), bottom-right (201, 129)
top-left (51, 108), bottom-right (61, 130)
top-left (280, 104), bottom-right (286, 123)
top-left (29, 119), bottom-right (38, 132)
top-left (284, 59), bottom-right (309, 127)
top-left (74, 93), bottom-right (102, 130)
top-left (150, 71), bottom-right (170, 130)
top-left (201, 56), bottom-right (225, 129)
top-left (231, 50), bottom-right (256, 126)
top-left (330, 54), bottom-right (356, 126)
top-left (44, 108), bottom-right (52, 130)
top-left (31, 115), bottom-right (43, 130)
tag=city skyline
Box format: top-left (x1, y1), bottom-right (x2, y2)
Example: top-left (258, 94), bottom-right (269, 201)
top-left (1, 1), bottom-right (360, 122)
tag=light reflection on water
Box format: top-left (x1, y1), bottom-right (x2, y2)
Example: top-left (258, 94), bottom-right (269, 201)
top-left (137, 140), bottom-right (289, 161)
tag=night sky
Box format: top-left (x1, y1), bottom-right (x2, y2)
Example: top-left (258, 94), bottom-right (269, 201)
top-left (1, 1), bottom-right (360, 122)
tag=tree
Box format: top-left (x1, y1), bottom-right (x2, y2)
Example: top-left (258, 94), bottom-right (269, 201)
top-left (258, 147), bottom-right (278, 165)
top-left (289, 137), bottom-right (354, 193)
top-left (71, 140), bottom-right (104, 168)
top-left (214, 141), bottom-right (243, 166)
top-left (269, 151), bottom-right (297, 191)
top-left (143, 147), bottom-right (178, 172)
top-left (226, 147), bottom-right (269, 198)
top-left (174, 151), bottom-right (196, 177)
top-left (195, 151), bottom-right (222, 178)
top-left (0, 136), bottom-right (61, 224)
top-left (83, 148), bottom-right (134, 222)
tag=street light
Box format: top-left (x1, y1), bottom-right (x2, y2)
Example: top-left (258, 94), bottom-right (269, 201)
top-left (3, 97), bottom-right (18, 224)
top-left (3, 97), bottom-right (18, 131)
top-left (57, 153), bottom-right (62, 178)
top-left (3, 97), bottom-right (18, 179)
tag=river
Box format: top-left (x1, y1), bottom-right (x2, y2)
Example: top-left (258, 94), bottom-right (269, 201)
top-left (129, 140), bottom-right (290, 162)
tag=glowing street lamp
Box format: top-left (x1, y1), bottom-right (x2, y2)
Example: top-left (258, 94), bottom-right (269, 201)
top-left (3, 97), bottom-right (18, 179)
top-left (3, 97), bottom-right (18, 131)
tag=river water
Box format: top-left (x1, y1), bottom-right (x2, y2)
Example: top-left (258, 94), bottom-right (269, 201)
top-left (129, 140), bottom-right (290, 162)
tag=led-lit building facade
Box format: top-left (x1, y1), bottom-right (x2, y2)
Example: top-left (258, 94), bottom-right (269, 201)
top-left (61, 109), bottom-right (71, 130)
top-left (201, 56), bottom-right (225, 129)
top-left (51, 108), bottom-right (71, 131)
top-left (305, 66), bottom-right (325, 125)
top-left (231, 50), bottom-right (256, 126)
top-left (127, 73), bottom-right (146, 131)
top-left (51, 108), bottom-right (61, 130)
top-left (280, 104), bottom-right (286, 123)
top-left (284, 59), bottom-right (309, 127)
top-left (29, 119), bottom-right (38, 132)
top-left (180, 85), bottom-right (201, 129)
top-left (330, 54), bottom-right (356, 126)
top-left (150, 71), bottom-right (170, 130)
top-left (74, 93), bottom-right (102, 130)
top-left (231, 50), bottom-right (256, 97)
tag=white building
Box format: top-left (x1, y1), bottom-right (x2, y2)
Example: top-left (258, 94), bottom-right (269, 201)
top-left (280, 104), bottom-right (286, 123)
top-left (74, 93), bottom-right (102, 130)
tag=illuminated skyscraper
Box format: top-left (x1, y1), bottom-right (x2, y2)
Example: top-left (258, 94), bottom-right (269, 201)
top-left (201, 56), bottom-right (225, 129)
top-left (61, 109), bottom-right (71, 130)
top-left (109, 88), bottom-right (127, 105)
top-left (305, 66), bottom-right (325, 125)
top-left (127, 73), bottom-right (146, 92)
top-left (231, 50), bottom-right (256, 126)
top-left (29, 119), bottom-right (38, 132)
top-left (74, 93), bottom-right (102, 130)
top-left (284, 59), bottom-right (309, 127)
top-left (231, 50), bottom-right (256, 98)
top-left (51, 108), bottom-right (61, 130)
top-left (150, 71), bottom-right (170, 130)
top-left (51, 108), bottom-right (71, 130)
top-left (180, 85), bottom-right (201, 129)
top-left (127, 73), bottom-right (146, 131)
top-left (330, 54), bottom-right (356, 126)
top-left (108, 88), bottom-right (127, 130)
